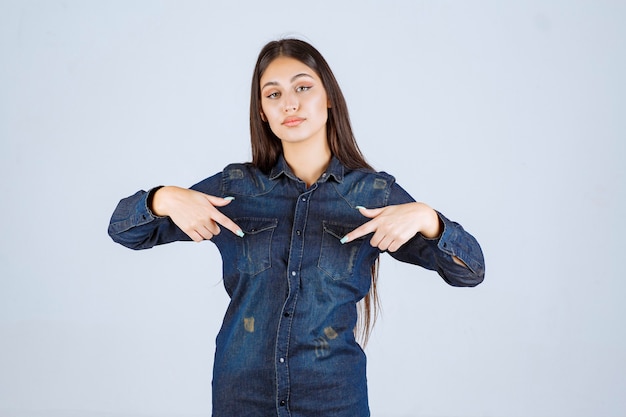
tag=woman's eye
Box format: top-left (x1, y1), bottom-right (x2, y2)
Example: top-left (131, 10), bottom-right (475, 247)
top-left (266, 92), bottom-right (280, 99)
top-left (296, 86), bottom-right (311, 92)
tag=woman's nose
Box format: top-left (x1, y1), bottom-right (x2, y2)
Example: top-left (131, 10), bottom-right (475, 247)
top-left (283, 94), bottom-right (298, 112)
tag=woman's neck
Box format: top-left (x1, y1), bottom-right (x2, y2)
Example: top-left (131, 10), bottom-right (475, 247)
top-left (282, 140), bottom-right (332, 187)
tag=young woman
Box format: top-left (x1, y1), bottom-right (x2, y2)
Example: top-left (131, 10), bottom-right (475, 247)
top-left (108, 38), bottom-right (485, 417)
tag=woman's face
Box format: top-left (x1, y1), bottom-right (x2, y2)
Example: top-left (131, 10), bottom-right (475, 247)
top-left (259, 56), bottom-right (330, 147)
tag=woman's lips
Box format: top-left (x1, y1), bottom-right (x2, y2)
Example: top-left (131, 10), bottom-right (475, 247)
top-left (282, 117), bottom-right (305, 127)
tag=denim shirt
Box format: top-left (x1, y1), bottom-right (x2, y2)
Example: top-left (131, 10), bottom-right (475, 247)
top-left (108, 155), bottom-right (485, 417)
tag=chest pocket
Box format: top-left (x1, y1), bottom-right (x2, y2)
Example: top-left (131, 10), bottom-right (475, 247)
top-left (235, 217), bottom-right (278, 276)
top-left (318, 221), bottom-right (365, 281)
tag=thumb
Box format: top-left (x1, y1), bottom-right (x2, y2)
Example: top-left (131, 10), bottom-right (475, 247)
top-left (206, 195), bottom-right (235, 207)
top-left (357, 206), bottom-right (384, 218)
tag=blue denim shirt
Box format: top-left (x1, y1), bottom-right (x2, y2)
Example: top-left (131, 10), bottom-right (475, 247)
top-left (108, 155), bottom-right (484, 417)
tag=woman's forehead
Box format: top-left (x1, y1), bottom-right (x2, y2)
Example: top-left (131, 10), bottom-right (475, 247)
top-left (261, 57), bottom-right (319, 85)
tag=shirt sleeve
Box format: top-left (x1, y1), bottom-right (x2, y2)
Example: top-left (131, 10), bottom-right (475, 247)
top-left (385, 181), bottom-right (485, 287)
top-left (107, 172), bottom-right (223, 250)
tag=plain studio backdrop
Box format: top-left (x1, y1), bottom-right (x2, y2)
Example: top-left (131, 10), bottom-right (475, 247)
top-left (1, 1), bottom-right (624, 416)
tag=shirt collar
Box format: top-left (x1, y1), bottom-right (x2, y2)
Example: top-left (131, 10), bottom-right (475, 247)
top-left (269, 154), bottom-right (344, 184)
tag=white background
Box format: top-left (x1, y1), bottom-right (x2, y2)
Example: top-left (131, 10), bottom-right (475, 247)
top-left (1, 1), bottom-right (624, 416)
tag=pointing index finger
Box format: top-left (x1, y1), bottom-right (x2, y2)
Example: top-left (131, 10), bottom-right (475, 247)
top-left (203, 194), bottom-right (244, 238)
top-left (216, 213), bottom-right (245, 237)
top-left (340, 219), bottom-right (377, 244)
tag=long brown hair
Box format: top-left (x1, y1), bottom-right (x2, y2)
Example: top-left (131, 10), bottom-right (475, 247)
top-left (249, 38), bottom-right (380, 345)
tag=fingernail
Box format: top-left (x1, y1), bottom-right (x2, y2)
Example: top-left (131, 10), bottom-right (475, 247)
top-left (355, 206), bottom-right (366, 210)
top-left (224, 196), bottom-right (235, 201)
top-left (340, 236), bottom-right (349, 244)
top-left (236, 229), bottom-right (245, 238)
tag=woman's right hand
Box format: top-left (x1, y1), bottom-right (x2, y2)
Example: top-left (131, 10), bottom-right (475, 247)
top-left (151, 186), bottom-right (243, 242)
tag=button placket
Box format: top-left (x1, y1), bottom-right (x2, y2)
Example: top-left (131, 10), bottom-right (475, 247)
top-left (275, 189), bottom-right (313, 414)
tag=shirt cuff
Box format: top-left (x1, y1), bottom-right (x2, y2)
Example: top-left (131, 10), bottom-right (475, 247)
top-left (433, 211), bottom-right (483, 275)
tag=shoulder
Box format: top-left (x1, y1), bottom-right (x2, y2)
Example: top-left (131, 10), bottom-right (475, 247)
top-left (222, 162), bottom-right (275, 197)
top-left (222, 162), bottom-right (259, 180)
top-left (344, 167), bottom-right (396, 189)
top-left (335, 168), bottom-right (397, 207)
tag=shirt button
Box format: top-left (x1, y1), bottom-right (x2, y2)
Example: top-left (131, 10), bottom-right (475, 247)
top-left (296, 230), bottom-right (301, 236)
top-left (291, 271), bottom-right (296, 276)
top-left (284, 312), bottom-right (290, 317)
top-left (280, 400), bottom-right (286, 406)
top-left (301, 197), bottom-right (306, 202)
top-left (279, 357), bottom-right (285, 363)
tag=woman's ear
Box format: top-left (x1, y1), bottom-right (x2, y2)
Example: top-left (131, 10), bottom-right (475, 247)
top-left (260, 111), bottom-right (267, 122)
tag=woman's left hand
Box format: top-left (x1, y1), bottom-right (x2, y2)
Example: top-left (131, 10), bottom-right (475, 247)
top-left (341, 202), bottom-right (441, 252)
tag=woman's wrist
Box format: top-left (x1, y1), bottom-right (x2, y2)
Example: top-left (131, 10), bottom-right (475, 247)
top-left (419, 206), bottom-right (442, 239)
top-left (150, 186), bottom-right (172, 217)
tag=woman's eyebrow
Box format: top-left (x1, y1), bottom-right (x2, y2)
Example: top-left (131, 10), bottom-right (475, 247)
top-left (261, 73), bottom-right (315, 90)
top-left (291, 73), bottom-right (314, 82)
